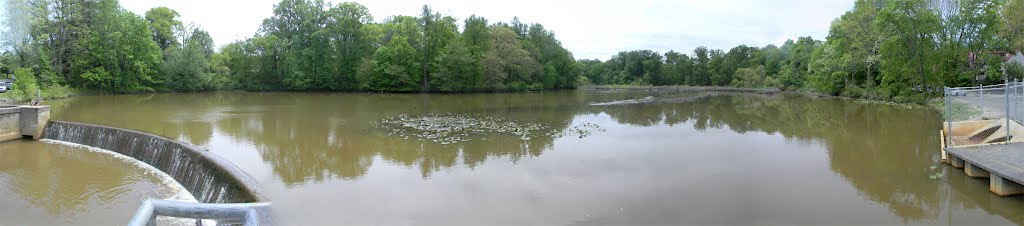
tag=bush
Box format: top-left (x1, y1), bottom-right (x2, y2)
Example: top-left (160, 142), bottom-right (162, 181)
top-left (506, 82), bottom-right (528, 92)
top-left (577, 76), bottom-right (592, 86)
top-left (840, 84), bottom-right (866, 98)
top-left (11, 68), bottom-right (39, 102)
top-left (41, 84), bottom-right (73, 100)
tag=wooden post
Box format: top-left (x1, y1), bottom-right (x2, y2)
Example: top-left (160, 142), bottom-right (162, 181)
top-left (940, 130), bottom-right (948, 163)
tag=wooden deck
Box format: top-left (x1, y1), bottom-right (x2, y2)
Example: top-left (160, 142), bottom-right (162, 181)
top-left (946, 142), bottom-right (1024, 196)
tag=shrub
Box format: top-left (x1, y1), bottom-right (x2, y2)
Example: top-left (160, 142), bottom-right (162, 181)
top-left (11, 68), bottom-right (39, 102)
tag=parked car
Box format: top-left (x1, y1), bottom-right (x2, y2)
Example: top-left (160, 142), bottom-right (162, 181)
top-left (0, 79), bottom-right (13, 92)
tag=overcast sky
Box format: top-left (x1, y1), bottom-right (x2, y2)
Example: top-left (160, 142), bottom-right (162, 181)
top-left (8, 0), bottom-right (856, 60)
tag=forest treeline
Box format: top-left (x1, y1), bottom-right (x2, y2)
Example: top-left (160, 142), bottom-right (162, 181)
top-left (6, 0), bottom-right (1024, 102)
top-left (0, 0), bottom-right (578, 95)
top-left (580, 0), bottom-right (1024, 102)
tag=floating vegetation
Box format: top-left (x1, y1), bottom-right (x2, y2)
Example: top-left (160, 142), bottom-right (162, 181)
top-left (547, 122), bottom-right (606, 139)
top-left (927, 165), bottom-right (943, 180)
top-left (378, 113), bottom-right (550, 144)
top-left (377, 113), bottom-right (607, 144)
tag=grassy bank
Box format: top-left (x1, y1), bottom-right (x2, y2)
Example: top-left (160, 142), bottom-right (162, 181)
top-left (0, 84), bottom-right (77, 105)
top-left (927, 98), bottom-right (982, 121)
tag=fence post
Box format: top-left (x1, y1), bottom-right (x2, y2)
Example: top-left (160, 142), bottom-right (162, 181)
top-left (980, 83), bottom-right (985, 117)
top-left (946, 87), bottom-right (952, 147)
top-left (1007, 78), bottom-right (1011, 144)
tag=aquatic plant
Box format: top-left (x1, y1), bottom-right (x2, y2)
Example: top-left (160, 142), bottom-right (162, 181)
top-left (377, 113), bottom-right (606, 144)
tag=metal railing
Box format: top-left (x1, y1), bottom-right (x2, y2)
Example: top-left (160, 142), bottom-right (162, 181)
top-left (944, 79), bottom-right (1024, 147)
top-left (128, 199), bottom-right (270, 226)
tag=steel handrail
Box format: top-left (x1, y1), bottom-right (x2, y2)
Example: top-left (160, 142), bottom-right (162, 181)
top-left (128, 199), bottom-right (270, 226)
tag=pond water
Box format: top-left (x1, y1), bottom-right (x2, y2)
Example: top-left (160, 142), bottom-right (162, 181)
top-left (0, 140), bottom-right (193, 225)
top-left (31, 91), bottom-right (1024, 225)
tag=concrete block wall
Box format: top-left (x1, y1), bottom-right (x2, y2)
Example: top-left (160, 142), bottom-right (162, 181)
top-left (0, 105), bottom-right (50, 142)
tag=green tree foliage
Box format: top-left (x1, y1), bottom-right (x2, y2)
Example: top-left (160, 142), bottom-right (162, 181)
top-left (80, 0), bottom-right (164, 93)
top-left (661, 51), bottom-right (692, 85)
top-left (582, 40), bottom-right (817, 90)
top-left (431, 37), bottom-right (479, 92)
top-left (1007, 0), bottom-right (1024, 50)
top-left (144, 7), bottom-right (183, 50)
top-left (365, 36), bottom-right (421, 91)
top-left (165, 28), bottom-right (215, 91)
top-left (213, 1), bottom-right (573, 92)
top-left (11, 68), bottom-right (39, 101)
top-left (579, 0), bottom-right (1012, 102)
top-left (5, 0), bottom-right (1016, 100)
top-left (731, 66), bottom-right (779, 88)
top-left (481, 26), bottom-right (541, 91)
top-left (876, 0), bottom-right (942, 100)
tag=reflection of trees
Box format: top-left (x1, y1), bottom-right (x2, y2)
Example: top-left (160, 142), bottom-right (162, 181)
top-left (49, 91), bottom-right (1024, 223)
top-left (591, 94), bottom-right (1024, 224)
top-left (54, 92), bottom-right (580, 186)
top-left (221, 93), bottom-right (579, 185)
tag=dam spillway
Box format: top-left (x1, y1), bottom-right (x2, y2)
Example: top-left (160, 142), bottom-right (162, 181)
top-left (42, 121), bottom-right (267, 204)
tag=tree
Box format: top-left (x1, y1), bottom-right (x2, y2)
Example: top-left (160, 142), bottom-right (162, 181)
top-left (431, 37), bottom-right (478, 92)
top-left (481, 26), bottom-right (540, 91)
top-left (324, 2), bottom-right (373, 90)
top-left (662, 51), bottom-right (692, 85)
top-left (877, 0), bottom-right (942, 99)
top-left (419, 5), bottom-right (458, 91)
top-left (842, 0), bottom-right (882, 88)
top-left (83, 0), bottom-right (164, 92)
top-left (365, 35), bottom-right (421, 91)
top-left (165, 28), bottom-right (214, 91)
top-left (145, 7), bottom-right (183, 50)
top-left (1006, 0), bottom-right (1024, 50)
top-left (934, 0), bottom-right (1004, 87)
top-left (463, 15), bottom-right (491, 56)
top-left (2, 0), bottom-right (35, 67)
top-left (693, 46), bottom-right (712, 85)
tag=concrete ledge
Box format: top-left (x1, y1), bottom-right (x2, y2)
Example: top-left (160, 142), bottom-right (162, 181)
top-left (0, 105), bottom-right (49, 142)
top-left (966, 162), bottom-right (991, 178)
top-left (19, 106), bottom-right (49, 139)
top-left (991, 174), bottom-right (1024, 196)
top-left (43, 121), bottom-right (269, 204)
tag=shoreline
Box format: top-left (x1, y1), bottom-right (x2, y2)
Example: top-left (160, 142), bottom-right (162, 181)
top-left (12, 85), bottom-right (947, 113)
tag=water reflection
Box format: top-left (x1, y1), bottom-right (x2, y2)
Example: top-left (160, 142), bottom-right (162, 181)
top-left (51, 92), bottom-right (582, 184)
top-left (47, 91), bottom-right (1024, 225)
top-left (589, 94), bottom-right (1020, 224)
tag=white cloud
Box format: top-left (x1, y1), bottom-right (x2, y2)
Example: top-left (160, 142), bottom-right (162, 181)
top-left (118, 0), bottom-right (853, 60)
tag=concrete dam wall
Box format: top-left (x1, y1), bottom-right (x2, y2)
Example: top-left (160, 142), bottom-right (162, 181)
top-left (42, 121), bottom-right (268, 204)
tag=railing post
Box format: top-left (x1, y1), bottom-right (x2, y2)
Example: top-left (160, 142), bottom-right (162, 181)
top-left (981, 83), bottom-right (985, 116)
top-left (128, 200), bottom-right (156, 226)
top-left (946, 87), bottom-right (952, 147)
top-left (1007, 78), bottom-right (1011, 144)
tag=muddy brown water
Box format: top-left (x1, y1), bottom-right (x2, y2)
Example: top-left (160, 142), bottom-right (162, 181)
top-left (0, 140), bottom-right (193, 225)
top-left (7, 91), bottom-right (1021, 225)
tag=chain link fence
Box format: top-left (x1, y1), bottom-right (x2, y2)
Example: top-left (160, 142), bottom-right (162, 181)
top-left (944, 79), bottom-right (1024, 147)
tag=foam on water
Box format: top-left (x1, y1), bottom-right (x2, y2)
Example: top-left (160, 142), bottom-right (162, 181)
top-left (40, 139), bottom-right (198, 203)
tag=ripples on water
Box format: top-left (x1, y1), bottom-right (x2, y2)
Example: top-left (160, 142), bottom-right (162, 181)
top-left (37, 91), bottom-right (1024, 225)
top-left (0, 140), bottom-right (196, 225)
